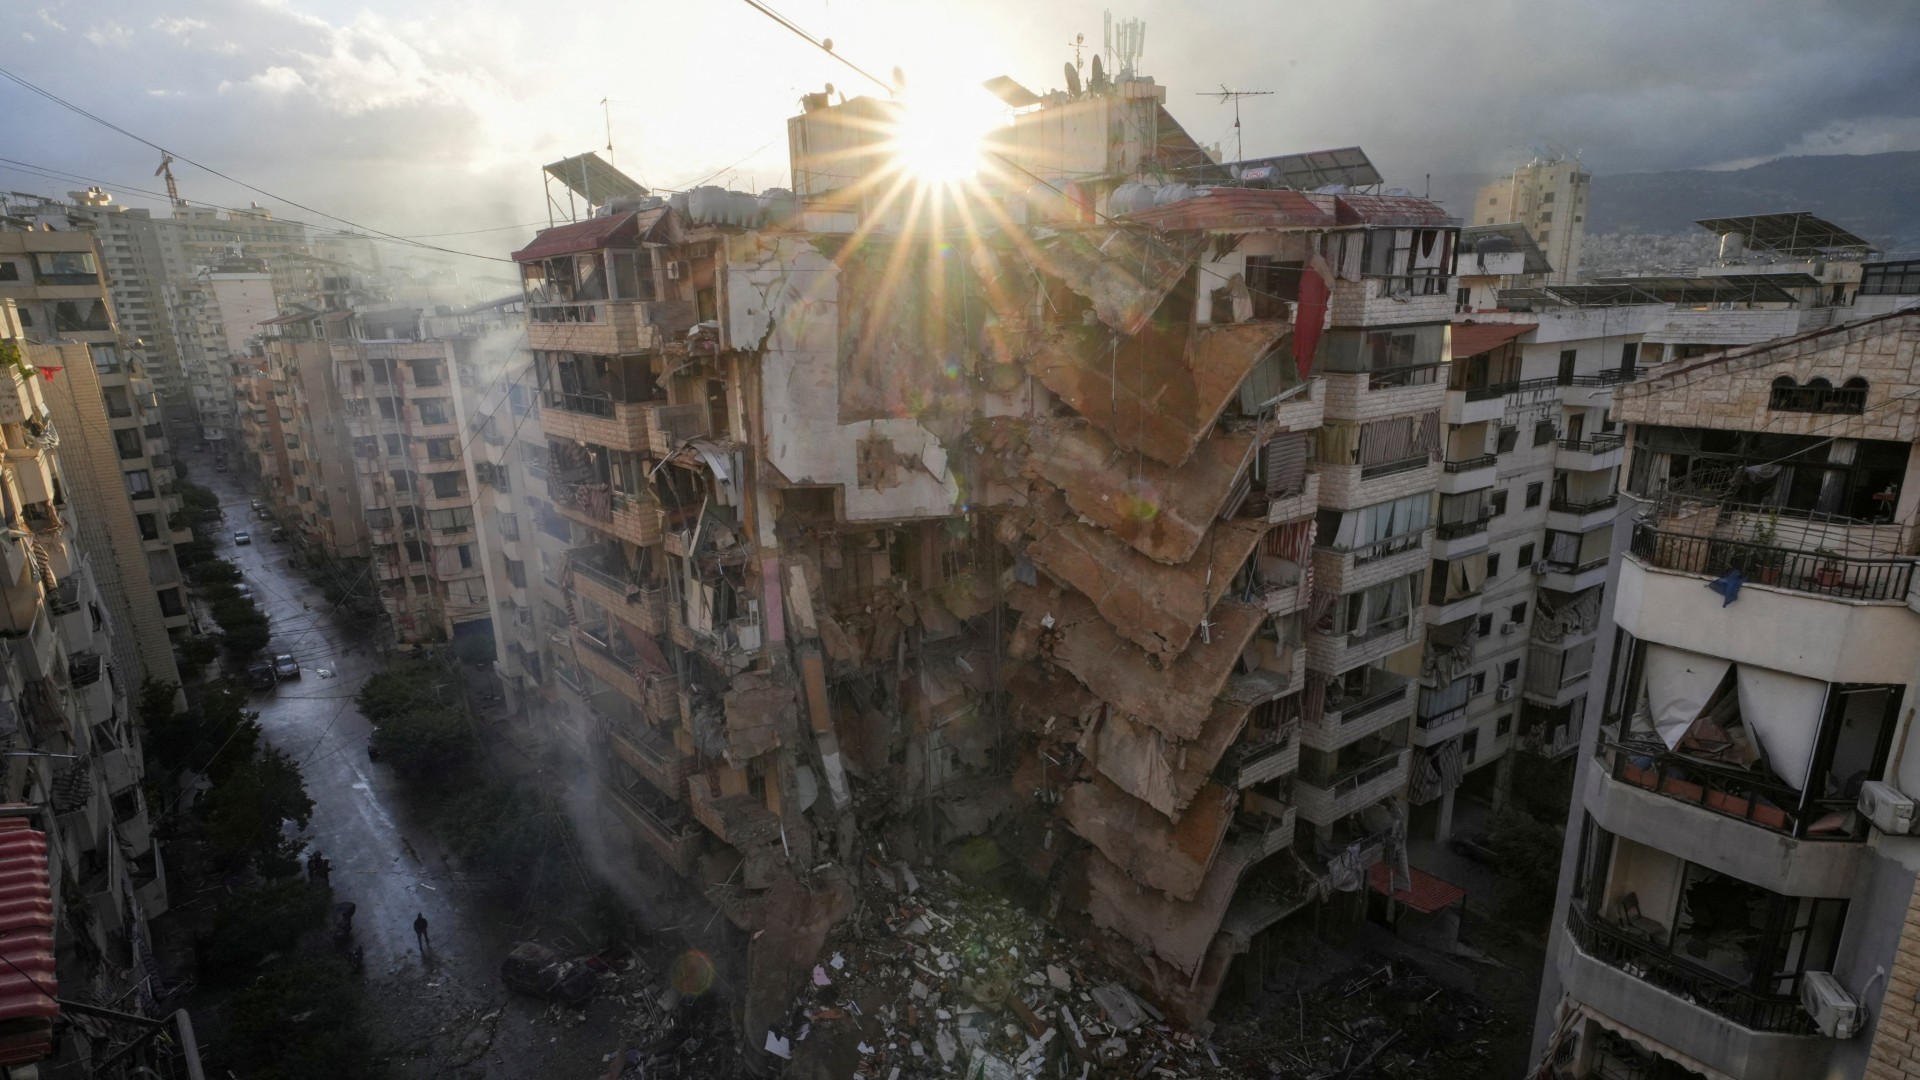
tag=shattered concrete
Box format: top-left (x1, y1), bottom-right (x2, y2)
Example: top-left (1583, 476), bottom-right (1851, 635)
top-left (1059, 776), bottom-right (1236, 902)
top-left (1023, 423), bottom-right (1257, 564)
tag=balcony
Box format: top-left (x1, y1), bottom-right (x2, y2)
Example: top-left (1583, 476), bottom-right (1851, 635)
top-left (1316, 457), bottom-right (1439, 512)
top-left (539, 391), bottom-right (661, 455)
top-left (611, 722), bottom-right (691, 799)
top-left (1302, 671), bottom-right (1413, 752)
top-left (1264, 470), bottom-right (1320, 526)
top-left (1564, 904), bottom-right (1814, 1036)
top-left (607, 780), bottom-right (701, 875)
top-left (1320, 367), bottom-right (1447, 425)
top-left (686, 775), bottom-right (783, 850)
top-left (526, 299), bottom-right (694, 355)
top-left (1309, 617), bottom-right (1417, 678)
top-left (1555, 433), bottom-right (1625, 473)
top-left (1218, 723), bottom-right (1301, 788)
top-left (1541, 552), bottom-right (1612, 593)
top-left (1329, 276), bottom-right (1455, 327)
top-left (1436, 454), bottom-right (1497, 494)
top-left (549, 480), bottom-right (665, 548)
top-left (568, 556), bottom-right (669, 636)
top-left (1546, 494), bottom-right (1620, 533)
top-left (1295, 748), bottom-right (1410, 826)
top-left (644, 403), bottom-right (710, 456)
top-left (1311, 530), bottom-right (1429, 599)
top-left (1236, 801), bottom-right (1298, 860)
top-left (1601, 734), bottom-right (1862, 842)
top-left (1269, 377), bottom-right (1324, 434)
top-left (1630, 521), bottom-right (1915, 603)
top-left (572, 628), bottom-right (646, 704)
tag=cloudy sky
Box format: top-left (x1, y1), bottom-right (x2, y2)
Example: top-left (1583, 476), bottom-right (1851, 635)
top-left (6, 0), bottom-right (1919, 269)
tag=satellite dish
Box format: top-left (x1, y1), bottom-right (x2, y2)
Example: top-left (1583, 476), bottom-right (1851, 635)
top-left (1089, 55), bottom-right (1106, 92)
top-left (1064, 62), bottom-right (1081, 97)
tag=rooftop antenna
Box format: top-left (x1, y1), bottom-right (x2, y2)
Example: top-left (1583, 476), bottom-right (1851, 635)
top-left (1103, 12), bottom-right (1145, 79)
top-left (1196, 85), bottom-right (1272, 164)
top-left (600, 98), bottom-right (614, 167)
top-left (154, 152), bottom-right (182, 207)
top-left (1066, 32), bottom-right (1087, 76)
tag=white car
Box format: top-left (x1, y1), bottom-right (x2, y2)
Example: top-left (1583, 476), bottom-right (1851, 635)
top-left (232, 531), bottom-right (251, 545)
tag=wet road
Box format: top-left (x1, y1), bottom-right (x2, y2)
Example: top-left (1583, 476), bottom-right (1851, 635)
top-left (193, 450), bottom-right (624, 1076)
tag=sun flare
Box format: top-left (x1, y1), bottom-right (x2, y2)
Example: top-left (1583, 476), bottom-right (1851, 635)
top-left (888, 88), bottom-right (1004, 183)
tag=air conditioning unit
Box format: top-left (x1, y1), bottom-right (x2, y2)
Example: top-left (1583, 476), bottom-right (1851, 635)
top-left (1495, 683), bottom-right (1515, 701)
top-left (1531, 563), bottom-right (1550, 576)
top-left (1800, 971), bottom-right (1862, 1038)
top-left (665, 260), bottom-right (687, 281)
top-left (1500, 622), bottom-right (1519, 636)
top-left (1859, 780), bottom-right (1916, 835)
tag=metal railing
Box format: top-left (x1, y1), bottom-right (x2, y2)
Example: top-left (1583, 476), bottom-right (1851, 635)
top-left (1604, 734), bottom-right (1861, 841)
top-left (1330, 681), bottom-right (1409, 724)
top-left (546, 391), bottom-right (616, 418)
top-left (1365, 363), bottom-right (1443, 390)
top-left (1565, 906), bottom-right (1813, 1034)
top-left (1436, 517), bottom-right (1491, 540)
top-left (1769, 383), bottom-right (1866, 415)
top-left (1559, 434), bottom-right (1625, 454)
top-left (1550, 495), bottom-right (1619, 515)
top-left (1630, 521), bottom-right (1916, 601)
top-left (1442, 454), bottom-right (1496, 473)
top-left (529, 301), bottom-right (604, 324)
top-left (1303, 749), bottom-right (1406, 796)
top-left (1340, 531), bottom-right (1426, 565)
top-left (1415, 703), bottom-right (1468, 731)
top-left (1359, 455), bottom-right (1432, 481)
top-left (1462, 375), bottom-right (1563, 402)
top-left (1563, 369), bottom-right (1633, 387)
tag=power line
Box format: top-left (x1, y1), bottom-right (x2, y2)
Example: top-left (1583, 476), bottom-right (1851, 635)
top-left (737, 0), bottom-right (892, 95)
top-left (0, 65), bottom-right (513, 263)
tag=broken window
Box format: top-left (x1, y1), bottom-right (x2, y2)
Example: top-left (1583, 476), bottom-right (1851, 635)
top-left (1316, 493), bottom-right (1428, 561)
top-left (1243, 256), bottom-right (1301, 318)
top-left (1338, 571), bottom-right (1420, 642)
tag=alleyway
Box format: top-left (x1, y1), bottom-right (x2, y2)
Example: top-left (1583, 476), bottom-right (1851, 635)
top-left (189, 444), bottom-right (631, 1077)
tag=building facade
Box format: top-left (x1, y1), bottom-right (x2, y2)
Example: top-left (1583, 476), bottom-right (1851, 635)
top-left (1475, 157), bottom-right (1591, 286)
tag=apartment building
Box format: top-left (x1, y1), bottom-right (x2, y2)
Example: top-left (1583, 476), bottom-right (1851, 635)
top-left (489, 71), bottom-right (1480, 1052)
top-left (0, 300), bottom-right (184, 1071)
top-left (0, 222), bottom-right (189, 689)
top-left (1475, 156), bottom-right (1591, 285)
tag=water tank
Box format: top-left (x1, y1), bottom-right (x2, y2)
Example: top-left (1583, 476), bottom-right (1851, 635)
top-left (756, 188), bottom-right (797, 227)
top-left (1719, 231), bottom-right (1746, 261)
top-left (1108, 182), bottom-right (1157, 217)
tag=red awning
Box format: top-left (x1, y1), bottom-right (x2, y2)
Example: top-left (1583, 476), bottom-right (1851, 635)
top-left (1450, 322), bottom-right (1531, 359)
top-left (1123, 188), bottom-right (1337, 233)
top-left (1367, 862), bottom-right (1466, 915)
top-left (511, 207), bottom-right (671, 263)
top-left (1333, 194), bottom-right (1457, 228)
top-left (0, 815), bottom-right (56, 1066)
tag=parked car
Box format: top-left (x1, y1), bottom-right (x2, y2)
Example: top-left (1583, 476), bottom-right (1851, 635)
top-left (214, 460), bottom-right (228, 472)
top-left (256, 508), bottom-right (272, 521)
top-left (245, 659), bottom-right (276, 690)
top-left (273, 654), bottom-right (300, 680)
top-left (200, 507), bottom-right (224, 522)
top-left (500, 942), bottom-right (600, 1004)
top-left (234, 583), bottom-right (253, 598)
top-left (1448, 831), bottom-right (1499, 866)
top-left (270, 527), bottom-right (289, 542)
top-left (232, 530), bottom-right (251, 545)
top-left (250, 499), bottom-right (264, 511)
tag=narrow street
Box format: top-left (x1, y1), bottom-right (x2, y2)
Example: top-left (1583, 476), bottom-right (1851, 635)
top-left (188, 444), bottom-right (629, 1077)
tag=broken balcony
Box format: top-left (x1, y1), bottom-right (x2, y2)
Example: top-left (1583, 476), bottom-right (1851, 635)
top-left (1308, 571), bottom-right (1423, 677)
top-left (608, 773), bottom-right (702, 874)
top-left (1295, 740), bottom-right (1411, 827)
top-left (526, 296), bottom-right (697, 356)
top-left (567, 547), bottom-right (669, 635)
top-left (541, 382), bottom-right (668, 458)
top-left (1217, 718), bottom-right (1301, 790)
top-left (549, 477), bottom-right (665, 548)
top-left (611, 721), bottom-right (692, 799)
top-left (685, 774), bottom-right (783, 851)
top-left (1232, 787), bottom-right (1297, 861)
top-left (1301, 666), bottom-right (1413, 753)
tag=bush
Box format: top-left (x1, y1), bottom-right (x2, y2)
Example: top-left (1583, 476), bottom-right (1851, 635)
top-left (203, 878), bottom-right (331, 973)
top-left (202, 746), bottom-right (314, 875)
top-left (223, 952), bottom-right (381, 1079)
top-left (175, 538), bottom-right (216, 568)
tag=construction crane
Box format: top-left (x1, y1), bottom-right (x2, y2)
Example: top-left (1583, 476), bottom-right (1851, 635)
top-left (1196, 85), bottom-right (1273, 164)
top-left (154, 152), bottom-right (182, 207)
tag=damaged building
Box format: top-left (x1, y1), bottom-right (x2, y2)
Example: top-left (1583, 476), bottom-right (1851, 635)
top-left (502, 72), bottom-right (1466, 1057)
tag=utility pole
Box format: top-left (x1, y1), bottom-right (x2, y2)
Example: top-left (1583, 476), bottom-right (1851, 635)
top-left (1196, 85), bottom-right (1273, 164)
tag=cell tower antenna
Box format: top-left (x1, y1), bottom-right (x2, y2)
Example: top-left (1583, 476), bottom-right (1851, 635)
top-left (1103, 12), bottom-right (1145, 79)
top-left (600, 98), bottom-right (614, 167)
top-left (154, 152), bottom-right (182, 207)
top-left (1196, 84), bottom-right (1273, 163)
top-left (1066, 32), bottom-right (1086, 75)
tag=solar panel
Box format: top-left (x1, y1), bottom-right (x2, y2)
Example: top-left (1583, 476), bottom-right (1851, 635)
top-left (1692, 212), bottom-right (1874, 257)
top-left (543, 152), bottom-right (649, 208)
top-left (1229, 146), bottom-right (1381, 190)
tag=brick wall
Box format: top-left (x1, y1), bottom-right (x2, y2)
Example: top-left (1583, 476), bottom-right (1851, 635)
top-left (1865, 872), bottom-right (1920, 1079)
top-left (1318, 460), bottom-right (1441, 511)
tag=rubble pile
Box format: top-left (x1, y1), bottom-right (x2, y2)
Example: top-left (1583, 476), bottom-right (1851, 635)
top-left (599, 955), bottom-right (739, 1078)
top-left (776, 869), bottom-right (1239, 1079)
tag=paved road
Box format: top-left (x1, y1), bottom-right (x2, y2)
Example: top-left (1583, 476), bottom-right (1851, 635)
top-left (191, 448), bottom-right (623, 1076)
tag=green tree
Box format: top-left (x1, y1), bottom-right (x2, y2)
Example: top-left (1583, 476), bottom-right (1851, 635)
top-left (209, 591), bottom-right (270, 657)
top-left (201, 746), bottom-right (313, 875)
top-left (370, 704), bottom-right (474, 781)
top-left (432, 779), bottom-right (564, 885)
top-left (137, 678), bottom-right (195, 774)
top-left (202, 878), bottom-right (330, 973)
top-left (176, 636), bottom-right (218, 679)
top-left (187, 557), bottom-right (241, 586)
top-left (195, 681), bottom-right (262, 785)
top-left (355, 661), bottom-right (444, 724)
top-left (223, 952), bottom-right (382, 1079)
top-left (1487, 809), bottom-right (1565, 925)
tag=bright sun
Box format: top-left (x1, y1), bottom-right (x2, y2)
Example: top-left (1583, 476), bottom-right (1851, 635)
top-left (889, 89), bottom-right (1004, 183)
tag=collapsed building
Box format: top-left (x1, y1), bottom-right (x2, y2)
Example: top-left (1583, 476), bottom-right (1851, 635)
top-left (498, 73), bottom-right (1465, 1054)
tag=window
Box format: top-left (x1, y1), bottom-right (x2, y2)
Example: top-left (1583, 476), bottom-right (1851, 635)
top-left (125, 470), bottom-right (153, 497)
top-left (1510, 602), bottom-right (1528, 625)
top-left (136, 513), bottom-right (159, 541)
top-left (157, 587), bottom-right (185, 618)
top-left (33, 251), bottom-right (97, 281)
top-left (1558, 349), bottom-right (1578, 384)
top-left (352, 436), bottom-right (378, 458)
top-left (1477, 613), bottom-right (1494, 638)
top-left (1533, 420), bottom-right (1557, 446)
top-left (1244, 256), bottom-right (1302, 319)
top-left (504, 559), bottom-right (527, 588)
top-left (498, 512), bottom-right (521, 541)
top-left (89, 343), bottom-right (122, 374)
top-left (1518, 542), bottom-right (1535, 567)
top-left (1485, 552), bottom-right (1500, 579)
top-left (1496, 425), bottom-right (1519, 453)
top-left (1503, 658), bottom-right (1521, 683)
top-left (1496, 714), bottom-right (1511, 737)
top-left (113, 428), bottom-right (144, 460)
top-left (416, 400), bottom-right (450, 426)
top-left (1461, 729), bottom-right (1479, 764)
top-left (390, 469), bottom-right (414, 492)
top-left (425, 437), bottom-right (456, 461)
top-left (404, 540), bottom-right (427, 563)
top-left (376, 397), bottom-right (397, 420)
top-left (1525, 482), bottom-right (1543, 508)
top-left (427, 506), bottom-right (474, 532)
top-left (1541, 191), bottom-right (1555, 204)
top-left (1337, 572), bottom-right (1420, 641)
top-left (1489, 490), bottom-right (1509, 516)
top-left (1540, 211), bottom-right (1553, 223)
top-left (429, 472), bottom-right (464, 498)
top-left (457, 544), bottom-right (474, 569)
top-left (1470, 671), bottom-right (1488, 695)
top-left (0, 262), bottom-right (17, 282)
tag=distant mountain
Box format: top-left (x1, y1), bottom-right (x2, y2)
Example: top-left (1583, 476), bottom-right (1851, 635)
top-left (1586, 151), bottom-right (1920, 252)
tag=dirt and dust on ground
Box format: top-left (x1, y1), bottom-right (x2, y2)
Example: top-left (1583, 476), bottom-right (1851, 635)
top-left (771, 863), bottom-right (1525, 1080)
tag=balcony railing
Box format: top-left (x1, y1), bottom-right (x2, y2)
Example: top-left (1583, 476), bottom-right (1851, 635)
top-left (1565, 906), bottom-right (1813, 1034)
top-left (1359, 455), bottom-right (1432, 481)
top-left (1442, 454), bottom-right (1496, 473)
top-left (1603, 733), bottom-right (1862, 841)
top-left (546, 390), bottom-right (616, 418)
top-left (1435, 517), bottom-right (1490, 540)
top-left (529, 301), bottom-right (605, 324)
top-left (1769, 383), bottom-right (1866, 416)
top-left (1630, 521), bottom-right (1916, 601)
top-left (1329, 681), bottom-right (1409, 725)
top-left (1461, 375), bottom-right (1562, 402)
top-left (1366, 363), bottom-right (1443, 390)
top-left (1549, 495), bottom-right (1618, 515)
top-left (1303, 748), bottom-right (1406, 797)
top-left (1558, 435), bottom-right (1625, 454)
top-left (1336, 531), bottom-right (1425, 566)
top-left (1415, 703), bottom-right (1468, 731)
top-left (1563, 369), bottom-right (1633, 387)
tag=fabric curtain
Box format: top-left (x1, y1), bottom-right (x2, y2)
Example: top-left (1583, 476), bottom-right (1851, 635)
top-left (1644, 645), bottom-right (1732, 750)
top-left (1735, 665), bottom-right (1828, 791)
top-left (1357, 414), bottom-right (1439, 466)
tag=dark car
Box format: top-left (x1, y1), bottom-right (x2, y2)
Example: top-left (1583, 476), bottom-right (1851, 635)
top-left (1448, 832), bottom-right (1499, 866)
top-left (214, 460), bottom-right (228, 472)
top-left (245, 659), bottom-right (276, 690)
top-left (273, 654), bottom-right (300, 679)
top-left (500, 942), bottom-right (600, 1004)
top-left (270, 527), bottom-right (289, 542)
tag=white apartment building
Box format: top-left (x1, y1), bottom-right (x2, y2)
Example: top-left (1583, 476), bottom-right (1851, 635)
top-left (1475, 157), bottom-right (1591, 286)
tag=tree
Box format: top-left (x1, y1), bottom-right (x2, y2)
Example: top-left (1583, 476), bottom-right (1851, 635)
top-left (355, 661), bottom-right (444, 724)
top-left (177, 636), bottom-right (218, 679)
top-left (201, 746), bottom-right (313, 875)
top-left (195, 681), bottom-right (262, 785)
top-left (202, 878), bottom-right (330, 973)
top-left (187, 557), bottom-right (242, 586)
top-left (209, 591), bottom-right (270, 657)
top-left (1487, 809), bottom-right (1565, 925)
top-left (369, 704), bottom-right (474, 781)
top-left (138, 678), bottom-right (195, 774)
top-left (432, 779), bottom-right (564, 886)
top-left (223, 952), bottom-right (381, 1079)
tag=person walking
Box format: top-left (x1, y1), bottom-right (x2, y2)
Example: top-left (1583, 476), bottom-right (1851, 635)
top-left (413, 912), bottom-right (431, 956)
